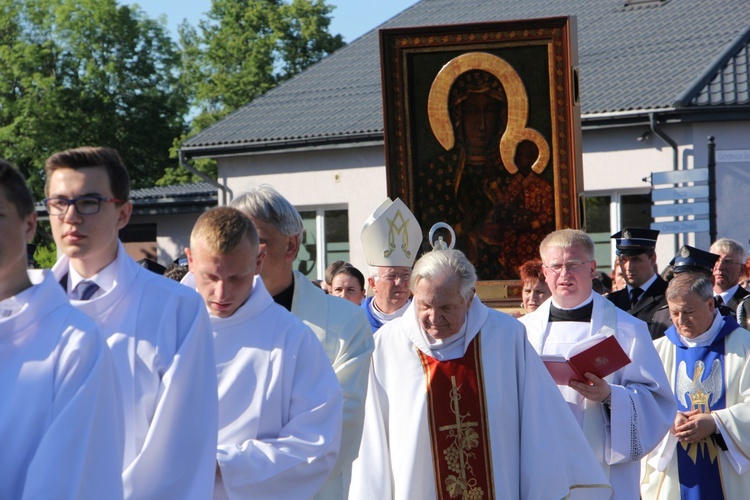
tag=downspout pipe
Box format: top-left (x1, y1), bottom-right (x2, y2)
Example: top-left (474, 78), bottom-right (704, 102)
top-left (178, 149), bottom-right (230, 205)
top-left (648, 113), bottom-right (680, 253)
top-left (649, 113), bottom-right (678, 172)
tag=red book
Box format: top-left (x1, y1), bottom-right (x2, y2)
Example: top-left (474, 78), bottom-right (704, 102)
top-left (541, 335), bottom-right (631, 385)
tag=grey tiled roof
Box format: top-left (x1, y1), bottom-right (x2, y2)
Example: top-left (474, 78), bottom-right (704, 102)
top-left (129, 182), bottom-right (217, 200)
top-left (183, 0), bottom-right (750, 153)
top-left (690, 30), bottom-right (750, 106)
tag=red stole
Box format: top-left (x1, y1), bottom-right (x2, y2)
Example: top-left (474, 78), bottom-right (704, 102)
top-left (418, 333), bottom-right (495, 499)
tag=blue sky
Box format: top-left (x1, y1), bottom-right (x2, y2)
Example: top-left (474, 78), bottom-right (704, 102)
top-left (122, 0), bottom-right (419, 43)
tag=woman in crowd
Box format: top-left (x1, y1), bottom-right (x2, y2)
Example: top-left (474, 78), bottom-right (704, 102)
top-left (518, 259), bottom-right (551, 314)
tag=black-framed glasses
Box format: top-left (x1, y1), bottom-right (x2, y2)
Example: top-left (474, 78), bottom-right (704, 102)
top-left (44, 196), bottom-right (127, 216)
top-left (544, 260), bottom-right (592, 274)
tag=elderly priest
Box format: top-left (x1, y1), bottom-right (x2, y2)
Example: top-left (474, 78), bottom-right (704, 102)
top-left (360, 197), bottom-right (423, 332)
top-left (641, 272), bottom-right (750, 498)
top-left (350, 248), bottom-right (612, 499)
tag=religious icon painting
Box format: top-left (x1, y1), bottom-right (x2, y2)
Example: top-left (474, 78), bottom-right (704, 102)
top-left (379, 17), bottom-right (583, 306)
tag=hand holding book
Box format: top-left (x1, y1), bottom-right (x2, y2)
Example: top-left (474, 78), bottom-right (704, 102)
top-left (541, 335), bottom-right (631, 385)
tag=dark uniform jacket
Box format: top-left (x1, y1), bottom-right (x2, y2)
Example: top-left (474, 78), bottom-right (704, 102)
top-left (722, 286), bottom-right (750, 316)
top-left (608, 275), bottom-right (668, 340)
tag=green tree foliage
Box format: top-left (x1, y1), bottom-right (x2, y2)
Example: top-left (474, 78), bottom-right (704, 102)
top-left (0, 0), bottom-right (187, 197)
top-left (33, 239), bottom-right (58, 269)
top-left (159, 0), bottom-right (343, 185)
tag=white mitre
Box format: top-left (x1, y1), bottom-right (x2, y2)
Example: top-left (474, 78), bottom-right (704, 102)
top-left (360, 198), bottom-right (422, 267)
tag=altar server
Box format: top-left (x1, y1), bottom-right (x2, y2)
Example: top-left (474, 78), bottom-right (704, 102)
top-left (0, 160), bottom-right (124, 499)
top-left (186, 207), bottom-right (343, 498)
top-left (522, 229), bottom-right (675, 500)
top-left (44, 146), bottom-right (217, 498)
top-left (231, 185), bottom-right (372, 499)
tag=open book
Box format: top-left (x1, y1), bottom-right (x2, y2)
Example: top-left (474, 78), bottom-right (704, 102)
top-left (542, 335), bottom-right (631, 385)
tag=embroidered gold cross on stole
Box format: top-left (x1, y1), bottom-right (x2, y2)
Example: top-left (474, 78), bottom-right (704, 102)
top-left (419, 336), bottom-right (494, 499)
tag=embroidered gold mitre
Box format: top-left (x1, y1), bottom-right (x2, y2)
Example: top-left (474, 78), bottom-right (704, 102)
top-left (361, 198), bottom-right (423, 267)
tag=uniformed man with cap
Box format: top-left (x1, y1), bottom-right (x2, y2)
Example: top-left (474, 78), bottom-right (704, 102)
top-left (607, 228), bottom-right (667, 338)
top-left (360, 198), bottom-right (423, 332)
top-left (650, 245), bottom-right (721, 339)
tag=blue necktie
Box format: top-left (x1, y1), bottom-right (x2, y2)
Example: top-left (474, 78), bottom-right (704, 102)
top-left (74, 280), bottom-right (100, 301)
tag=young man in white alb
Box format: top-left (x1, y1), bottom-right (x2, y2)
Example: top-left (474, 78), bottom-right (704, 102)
top-left (44, 146), bottom-right (218, 498)
top-left (1, 160), bottom-right (124, 498)
top-left (186, 207), bottom-right (343, 498)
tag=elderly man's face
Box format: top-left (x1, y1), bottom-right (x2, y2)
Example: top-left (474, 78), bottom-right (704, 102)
top-left (668, 292), bottom-right (715, 339)
top-left (712, 251), bottom-right (744, 292)
top-left (249, 216), bottom-right (298, 296)
top-left (542, 244), bottom-right (596, 308)
top-left (414, 274), bottom-right (472, 340)
top-left (369, 265), bottom-right (412, 313)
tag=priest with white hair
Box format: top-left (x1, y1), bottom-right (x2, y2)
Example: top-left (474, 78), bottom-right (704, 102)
top-left (350, 248), bottom-right (612, 499)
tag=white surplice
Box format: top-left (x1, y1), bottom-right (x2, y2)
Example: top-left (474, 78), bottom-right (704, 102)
top-left (522, 292), bottom-right (675, 500)
top-left (50, 241), bottom-right (218, 499)
top-left (350, 295), bottom-right (613, 499)
top-left (290, 271), bottom-right (374, 499)
top-left (0, 272), bottom-right (124, 499)
top-left (641, 317), bottom-right (750, 499)
top-left (199, 275), bottom-right (343, 498)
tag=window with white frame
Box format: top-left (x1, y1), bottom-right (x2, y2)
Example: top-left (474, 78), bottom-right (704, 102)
top-left (294, 207), bottom-right (349, 279)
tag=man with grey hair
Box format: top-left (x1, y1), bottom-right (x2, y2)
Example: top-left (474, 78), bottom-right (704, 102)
top-left (710, 237), bottom-right (748, 316)
top-left (642, 272), bottom-right (750, 498)
top-left (521, 229), bottom-right (674, 500)
top-left (360, 198), bottom-right (423, 332)
top-left (350, 248), bottom-right (612, 499)
top-left (230, 185), bottom-right (373, 500)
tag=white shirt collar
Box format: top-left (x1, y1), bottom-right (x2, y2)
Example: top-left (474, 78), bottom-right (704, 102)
top-left (67, 253), bottom-right (119, 299)
top-left (718, 284), bottom-right (739, 303)
top-left (419, 314), bottom-right (469, 360)
top-left (370, 297), bottom-right (410, 324)
top-left (628, 273), bottom-right (658, 294)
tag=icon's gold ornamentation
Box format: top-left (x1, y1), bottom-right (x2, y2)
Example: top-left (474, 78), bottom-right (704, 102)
top-left (427, 52), bottom-right (550, 176)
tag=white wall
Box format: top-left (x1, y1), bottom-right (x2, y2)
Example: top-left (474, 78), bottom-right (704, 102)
top-left (130, 212), bottom-right (204, 265)
top-left (219, 144), bottom-right (388, 275)
top-left (691, 121), bottom-right (750, 251)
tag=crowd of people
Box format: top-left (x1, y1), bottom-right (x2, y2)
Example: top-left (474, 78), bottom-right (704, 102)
top-left (3, 146), bottom-right (749, 499)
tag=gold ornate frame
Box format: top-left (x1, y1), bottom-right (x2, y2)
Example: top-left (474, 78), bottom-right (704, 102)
top-left (379, 17), bottom-right (583, 308)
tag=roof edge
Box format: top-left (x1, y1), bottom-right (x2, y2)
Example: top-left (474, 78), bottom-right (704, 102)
top-left (673, 23), bottom-right (750, 108)
top-left (181, 132), bottom-right (384, 159)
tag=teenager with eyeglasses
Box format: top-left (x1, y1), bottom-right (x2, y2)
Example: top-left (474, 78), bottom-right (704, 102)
top-left (44, 146), bottom-right (218, 498)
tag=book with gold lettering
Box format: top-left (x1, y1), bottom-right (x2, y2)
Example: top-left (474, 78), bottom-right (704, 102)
top-left (541, 335), bottom-right (631, 385)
